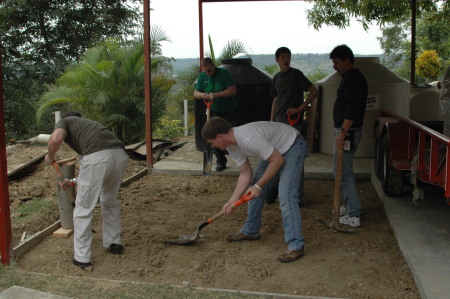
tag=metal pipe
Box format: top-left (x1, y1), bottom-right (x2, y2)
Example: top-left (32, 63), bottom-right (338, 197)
top-left (144, 0), bottom-right (153, 170)
top-left (184, 99), bottom-right (189, 136)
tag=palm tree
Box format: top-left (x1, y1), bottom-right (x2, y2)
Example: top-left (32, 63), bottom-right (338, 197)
top-left (37, 26), bottom-right (175, 144)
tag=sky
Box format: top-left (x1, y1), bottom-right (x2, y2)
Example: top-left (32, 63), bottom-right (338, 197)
top-left (149, 0), bottom-right (384, 59)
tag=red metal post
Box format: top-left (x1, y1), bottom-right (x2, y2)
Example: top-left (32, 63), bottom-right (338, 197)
top-left (410, 0), bottom-right (416, 85)
top-left (199, 0), bottom-right (204, 64)
top-left (144, 0), bottom-right (153, 170)
top-left (0, 42), bottom-right (12, 265)
top-left (446, 146), bottom-right (450, 199)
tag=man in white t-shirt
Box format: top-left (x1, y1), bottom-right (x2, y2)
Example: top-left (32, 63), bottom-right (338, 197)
top-left (201, 117), bottom-right (307, 263)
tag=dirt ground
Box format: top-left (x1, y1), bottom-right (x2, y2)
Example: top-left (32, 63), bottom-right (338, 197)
top-left (6, 142), bottom-right (420, 298)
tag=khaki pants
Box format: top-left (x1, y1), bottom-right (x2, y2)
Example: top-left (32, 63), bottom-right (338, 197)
top-left (73, 148), bottom-right (128, 263)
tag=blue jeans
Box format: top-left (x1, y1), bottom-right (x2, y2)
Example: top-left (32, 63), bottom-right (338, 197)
top-left (333, 128), bottom-right (362, 217)
top-left (240, 135), bottom-right (307, 250)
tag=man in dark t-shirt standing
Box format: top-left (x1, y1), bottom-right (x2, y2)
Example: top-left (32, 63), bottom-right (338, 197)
top-left (267, 47), bottom-right (318, 207)
top-left (330, 45), bottom-right (368, 228)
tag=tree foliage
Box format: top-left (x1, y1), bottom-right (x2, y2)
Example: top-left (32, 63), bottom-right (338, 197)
top-left (305, 0), bottom-right (448, 31)
top-left (0, 0), bottom-right (142, 140)
top-left (377, 8), bottom-right (450, 82)
top-left (37, 36), bottom-right (175, 144)
top-left (416, 50), bottom-right (441, 81)
top-left (0, 0), bottom-right (141, 65)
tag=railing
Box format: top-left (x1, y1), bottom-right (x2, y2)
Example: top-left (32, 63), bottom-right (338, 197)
top-left (380, 108), bottom-right (450, 199)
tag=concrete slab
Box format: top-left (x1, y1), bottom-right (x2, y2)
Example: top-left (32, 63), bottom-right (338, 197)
top-left (0, 286), bottom-right (72, 299)
top-left (371, 177), bottom-right (450, 299)
top-left (153, 136), bottom-right (371, 180)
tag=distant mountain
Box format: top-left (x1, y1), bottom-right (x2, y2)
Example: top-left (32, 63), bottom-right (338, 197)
top-left (170, 53), bottom-right (383, 76)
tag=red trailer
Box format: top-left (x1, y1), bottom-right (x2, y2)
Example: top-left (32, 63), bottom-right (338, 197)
top-left (374, 108), bottom-right (450, 204)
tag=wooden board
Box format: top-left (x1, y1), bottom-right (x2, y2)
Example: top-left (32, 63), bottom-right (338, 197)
top-left (52, 228), bottom-right (74, 238)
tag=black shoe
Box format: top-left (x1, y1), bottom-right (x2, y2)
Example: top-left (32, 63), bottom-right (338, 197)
top-left (216, 161), bottom-right (227, 172)
top-left (73, 258), bottom-right (92, 269)
top-left (108, 243), bottom-right (124, 254)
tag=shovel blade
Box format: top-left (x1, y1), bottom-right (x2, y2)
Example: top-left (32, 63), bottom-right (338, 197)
top-left (164, 234), bottom-right (198, 245)
top-left (203, 149), bottom-right (213, 176)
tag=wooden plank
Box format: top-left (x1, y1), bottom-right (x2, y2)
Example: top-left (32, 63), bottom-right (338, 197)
top-left (13, 220), bottom-right (61, 260)
top-left (7, 152), bottom-right (47, 178)
top-left (307, 93), bottom-right (319, 153)
top-left (121, 168), bottom-right (147, 187)
top-left (53, 228), bottom-right (74, 238)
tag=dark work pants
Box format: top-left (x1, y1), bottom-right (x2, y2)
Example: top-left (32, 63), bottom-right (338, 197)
top-left (211, 107), bottom-right (238, 164)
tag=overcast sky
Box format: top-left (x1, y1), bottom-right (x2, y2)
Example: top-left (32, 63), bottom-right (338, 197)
top-left (149, 0), bottom-right (384, 59)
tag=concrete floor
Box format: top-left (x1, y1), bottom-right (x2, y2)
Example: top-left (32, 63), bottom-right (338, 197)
top-left (152, 136), bottom-right (372, 179)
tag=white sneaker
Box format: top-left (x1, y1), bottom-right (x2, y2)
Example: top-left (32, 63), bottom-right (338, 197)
top-left (339, 215), bottom-right (361, 227)
top-left (339, 205), bottom-right (347, 216)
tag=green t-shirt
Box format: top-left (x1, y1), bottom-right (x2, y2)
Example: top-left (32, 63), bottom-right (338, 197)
top-left (195, 67), bottom-right (237, 112)
top-left (55, 117), bottom-right (124, 156)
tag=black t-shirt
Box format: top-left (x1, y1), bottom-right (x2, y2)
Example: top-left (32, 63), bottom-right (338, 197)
top-left (270, 67), bottom-right (312, 131)
top-left (333, 68), bottom-right (368, 128)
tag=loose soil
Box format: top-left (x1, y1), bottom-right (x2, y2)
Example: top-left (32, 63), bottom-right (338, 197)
top-left (6, 142), bottom-right (420, 298)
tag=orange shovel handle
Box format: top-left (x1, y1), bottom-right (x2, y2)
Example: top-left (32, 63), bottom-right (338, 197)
top-left (287, 111), bottom-right (300, 127)
top-left (52, 161), bottom-right (65, 182)
top-left (207, 192), bottom-right (252, 223)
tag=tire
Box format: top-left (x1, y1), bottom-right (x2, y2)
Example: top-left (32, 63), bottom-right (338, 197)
top-left (374, 127), bottom-right (384, 180)
top-left (381, 135), bottom-right (404, 196)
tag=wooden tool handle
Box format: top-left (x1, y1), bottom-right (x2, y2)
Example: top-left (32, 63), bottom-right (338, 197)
top-left (332, 147), bottom-right (344, 224)
top-left (55, 157), bottom-right (76, 165)
top-left (52, 161), bottom-right (65, 182)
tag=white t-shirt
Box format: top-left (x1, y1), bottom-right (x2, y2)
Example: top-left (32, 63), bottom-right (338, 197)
top-left (227, 121), bottom-right (299, 166)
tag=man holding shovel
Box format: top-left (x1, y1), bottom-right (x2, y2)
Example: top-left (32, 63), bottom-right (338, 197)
top-left (194, 57), bottom-right (237, 171)
top-left (202, 117), bottom-right (307, 263)
top-left (266, 46), bottom-right (318, 207)
top-left (45, 111), bottom-right (128, 270)
top-left (330, 45), bottom-right (368, 228)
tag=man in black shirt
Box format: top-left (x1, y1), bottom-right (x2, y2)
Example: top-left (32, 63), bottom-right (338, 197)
top-left (330, 45), bottom-right (368, 228)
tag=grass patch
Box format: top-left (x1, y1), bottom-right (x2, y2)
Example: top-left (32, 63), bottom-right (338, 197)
top-left (11, 197), bottom-right (57, 224)
top-left (0, 267), bottom-right (267, 299)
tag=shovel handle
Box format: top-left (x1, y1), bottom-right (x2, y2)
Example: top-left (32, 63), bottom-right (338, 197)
top-left (52, 161), bottom-right (65, 182)
top-left (287, 111), bottom-right (300, 127)
top-left (55, 157), bottom-right (76, 165)
top-left (204, 98), bottom-right (213, 121)
top-left (207, 192), bottom-right (252, 223)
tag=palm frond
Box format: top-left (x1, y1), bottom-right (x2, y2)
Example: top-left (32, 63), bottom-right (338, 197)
top-left (208, 34), bottom-right (216, 62)
top-left (219, 39), bottom-right (249, 61)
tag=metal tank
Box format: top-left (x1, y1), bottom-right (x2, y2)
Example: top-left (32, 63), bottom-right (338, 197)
top-left (195, 57), bottom-right (273, 151)
top-left (318, 57), bottom-right (410, 157)
top-left (409, 85), bottom-right (443, 122)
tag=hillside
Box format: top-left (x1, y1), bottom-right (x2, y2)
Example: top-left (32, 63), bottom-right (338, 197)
top-left (171, 53), bottom-right (382, 77)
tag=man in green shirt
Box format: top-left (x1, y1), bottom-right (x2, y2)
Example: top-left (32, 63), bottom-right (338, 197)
top-left (194, 57), bottom-right (237, 171)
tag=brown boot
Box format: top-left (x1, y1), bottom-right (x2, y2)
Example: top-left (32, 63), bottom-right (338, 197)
top-left (277, 247), bottom-right (304, 263)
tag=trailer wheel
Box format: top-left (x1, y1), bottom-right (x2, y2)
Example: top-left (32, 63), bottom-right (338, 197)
top-left (374, 127), bottom-right (384, 180)
top-left (382, 135), bottom-right (404, 196)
